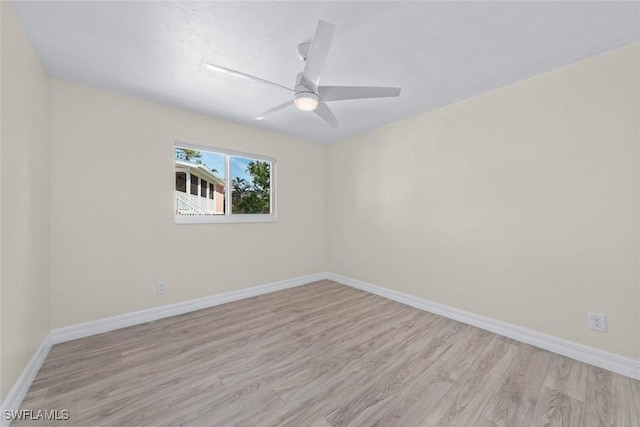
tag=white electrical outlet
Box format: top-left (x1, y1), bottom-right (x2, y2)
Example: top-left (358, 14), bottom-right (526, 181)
top-left (339, 259), bottom-right (344, 268)
top-left (588, 312), bottom-right (607, 332)
top-left (156, 281), bottom-right (167, 295)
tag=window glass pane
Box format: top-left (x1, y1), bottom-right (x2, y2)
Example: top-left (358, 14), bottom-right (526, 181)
top-left (190, 176), bottom-right (199, 195)
top-left (175, 146), bottom-right (226, 216)
top-left (200, 179), bottom-right (207, 198)
top-left (175, 172), bottom-right (186, 192)
top-left (231, 156), bottom-right (271, 214)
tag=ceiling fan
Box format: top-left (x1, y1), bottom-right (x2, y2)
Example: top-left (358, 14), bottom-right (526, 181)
top-left (206, 20), bottom-right (401, 128)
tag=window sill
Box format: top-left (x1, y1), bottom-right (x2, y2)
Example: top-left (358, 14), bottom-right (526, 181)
top-left (175, 214), bottom-right (276, 224)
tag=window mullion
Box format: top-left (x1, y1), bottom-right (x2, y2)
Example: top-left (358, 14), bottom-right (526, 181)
top-left (225, 154), bottom-right (231, 216)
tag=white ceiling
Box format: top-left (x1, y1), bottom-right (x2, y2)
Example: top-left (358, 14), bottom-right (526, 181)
top-left (12, 1), bottom-right (640, 144)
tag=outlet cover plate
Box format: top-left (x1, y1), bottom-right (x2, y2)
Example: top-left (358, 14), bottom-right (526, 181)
top-left (156, 282), bottom-right (167, 295)
top-left (588, 312), bottom-right (607, 332)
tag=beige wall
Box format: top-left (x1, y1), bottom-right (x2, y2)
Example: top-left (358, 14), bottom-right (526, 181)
top-left (327, 43), bottom-right (640, 360)
top-left (0, 3), bottom-right (51, 399)
top-left (49, 80), bottom-right (327, 328)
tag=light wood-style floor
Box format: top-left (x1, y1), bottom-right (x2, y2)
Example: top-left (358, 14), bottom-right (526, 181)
top-left (16, 281), bottom-right (640, 427)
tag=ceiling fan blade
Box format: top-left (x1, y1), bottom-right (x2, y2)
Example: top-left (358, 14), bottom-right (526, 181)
top-left (255, 100), bottom-right (294, 120)
top-left (314, 103), bottom-right (339, 128)
top-left (319, 86), bottom-right (401, 102)
top-left (206, 63), bottom-right (294, 92)
top-left (302, 21), bottom-right (336, 89)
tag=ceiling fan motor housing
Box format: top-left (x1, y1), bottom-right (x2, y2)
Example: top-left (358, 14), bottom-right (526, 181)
top-left (294, 91), bottom-right (319, 111)
top-left (293, 72), bottom-right (319, 111)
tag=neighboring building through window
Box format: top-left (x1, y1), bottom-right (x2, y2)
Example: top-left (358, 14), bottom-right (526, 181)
top-left (175, 144), bottom-right (275, 223)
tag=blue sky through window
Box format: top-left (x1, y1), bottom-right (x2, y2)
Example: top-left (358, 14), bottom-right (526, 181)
top-left (176, 147), bottom-right (255, 183)
top-left (199, 151), bottom-right (226, 178)
top-left (231, 156), bottom-right (254, 185)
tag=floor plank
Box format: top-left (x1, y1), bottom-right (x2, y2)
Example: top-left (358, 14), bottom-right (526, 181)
top-left (474, 345), bottom-right (552, 426)
top-left (543, 353), bottom-right (588, 402)
top-left (529, 386), bottom-right (584, 427)
top-left (611, 374), bottom-right (640, 427)
top-left (343, 326), bottom-right (489, 427)
top-left (421, 336), bottom-right (519, 427)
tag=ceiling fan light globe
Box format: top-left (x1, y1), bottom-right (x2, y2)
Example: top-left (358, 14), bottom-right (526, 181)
top-left (294, 92), bottom-right (319, 111)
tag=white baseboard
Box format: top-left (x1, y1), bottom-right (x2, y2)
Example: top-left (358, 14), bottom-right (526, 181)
top-left (0, 334), bottom-right (53, 427)
top-left (51, 272), bottom-right (328, 344)
top-left (327, 272), bottom-right (640, 381)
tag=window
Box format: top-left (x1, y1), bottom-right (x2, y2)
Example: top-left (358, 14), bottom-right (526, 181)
top-left (176, 172), bottom-right (186, 192)
top-left (200, 179), bottom-right (207, 198)
top-left (190, 176), bottom-right (199, 195)
top-left (174, 143), bottom-right (275, 223)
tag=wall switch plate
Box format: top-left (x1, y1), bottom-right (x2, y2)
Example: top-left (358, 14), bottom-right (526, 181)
top-left (156, 281), bottom-right (167, 295)
top-left (588, 312), bottom-right (607, 332)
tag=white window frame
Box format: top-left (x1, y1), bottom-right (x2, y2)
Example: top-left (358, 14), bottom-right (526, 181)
top-left (175, 142), bottom-right (276, 224)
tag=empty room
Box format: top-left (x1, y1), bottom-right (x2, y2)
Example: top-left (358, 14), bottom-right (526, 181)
top-left (1, 1), bottom-right (639, 426)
